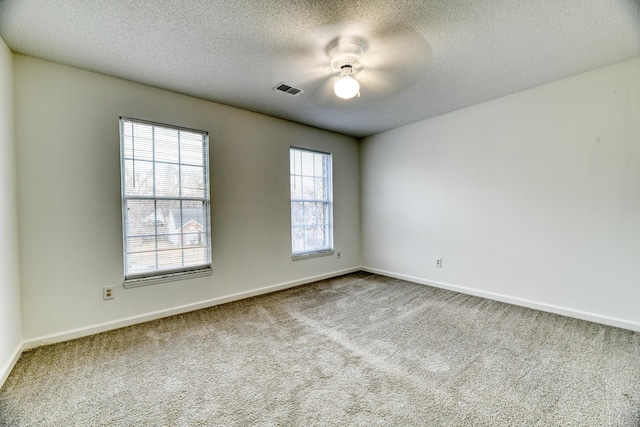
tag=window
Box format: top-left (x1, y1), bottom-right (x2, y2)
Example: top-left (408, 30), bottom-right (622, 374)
top-left (290, 147), bottom-right (333, 258)
top-left (120, 117), bottom-right (212, 286)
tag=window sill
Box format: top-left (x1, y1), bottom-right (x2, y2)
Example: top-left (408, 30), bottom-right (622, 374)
top-left (292, 250), bottom-right (334, 261)
top-left (123, 267), bottom-right (212, 288)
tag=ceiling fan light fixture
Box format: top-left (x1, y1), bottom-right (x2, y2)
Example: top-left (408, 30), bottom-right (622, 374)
top-left (333, 65), bottom-right (360, 100)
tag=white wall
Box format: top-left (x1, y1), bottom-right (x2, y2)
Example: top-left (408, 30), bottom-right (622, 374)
top-left (14, 55), bottom-right (360, 342)
top-left (361, 57), bottom-right (640, 330)
top-left (0, 37), bottom-right (22, 385)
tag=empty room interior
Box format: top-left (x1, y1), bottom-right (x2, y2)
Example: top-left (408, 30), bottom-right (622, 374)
top-left (0, 1), bottom-right (639, 425)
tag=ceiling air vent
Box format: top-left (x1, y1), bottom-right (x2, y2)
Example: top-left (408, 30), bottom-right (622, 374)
top-left (274, 82), bottom-right (304, 96)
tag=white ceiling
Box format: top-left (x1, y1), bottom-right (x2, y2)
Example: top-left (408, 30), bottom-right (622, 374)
top-left (1, 0), bottom-right (639, 137)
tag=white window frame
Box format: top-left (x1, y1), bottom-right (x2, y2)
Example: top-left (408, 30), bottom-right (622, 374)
top-left (119, 117), bottom-right (212, 287)
top-left (289, 147), bottom-right (334, 259)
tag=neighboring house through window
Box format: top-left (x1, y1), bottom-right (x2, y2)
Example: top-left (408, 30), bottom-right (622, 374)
top-left (120, 117), bottom-right (212, 286)
top-left (290, 147), bottom-right (333, 258)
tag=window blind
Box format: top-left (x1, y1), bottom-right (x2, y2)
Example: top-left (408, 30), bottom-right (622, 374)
top-left (290, 147), bottom-right (333, 257)
top-left (120, 117), bottom-right (212, 283)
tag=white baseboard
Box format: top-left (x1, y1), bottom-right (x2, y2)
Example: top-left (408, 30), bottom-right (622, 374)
top-left (0, 341), bottom-right (23, 389)
top-left (22, 267), bottom-right (361, 350)
top-left (14, 265), bottom-right (638, 385)
top-left (362, 267), bottom-right (640, 333)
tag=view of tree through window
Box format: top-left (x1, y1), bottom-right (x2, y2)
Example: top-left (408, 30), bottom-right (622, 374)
top-left (120, 118), bottom-right (211, 281)
top-left (290, 148), bottom-right (333, 256)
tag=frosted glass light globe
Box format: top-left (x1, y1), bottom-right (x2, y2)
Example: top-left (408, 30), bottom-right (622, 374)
top-left (333, 75), bottom-right (360, 99)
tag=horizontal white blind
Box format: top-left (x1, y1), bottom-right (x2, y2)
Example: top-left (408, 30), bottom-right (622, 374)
top-left (290, 147), bottom-right (333, 256)
top-left (120, 118), bottom-right (211, 281)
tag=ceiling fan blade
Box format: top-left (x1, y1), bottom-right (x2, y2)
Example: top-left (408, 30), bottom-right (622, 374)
top-left (360, 26), bottom-right (432, 97)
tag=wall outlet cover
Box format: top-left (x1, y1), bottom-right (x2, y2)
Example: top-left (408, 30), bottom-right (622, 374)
top-left (103, 286), bottom-right (115, 300)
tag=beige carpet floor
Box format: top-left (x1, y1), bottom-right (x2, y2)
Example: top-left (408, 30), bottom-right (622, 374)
top-left (1, 272), bottom-right (639, 426)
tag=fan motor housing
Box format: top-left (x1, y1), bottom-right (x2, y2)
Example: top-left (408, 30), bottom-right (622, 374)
top-left (327, 36), bottom-right (369, 73)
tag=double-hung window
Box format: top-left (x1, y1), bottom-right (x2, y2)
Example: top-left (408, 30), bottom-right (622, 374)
top-left (120, 117), bottom-right (212, 286)
top-left (290, 147), bottom-right (333, 258)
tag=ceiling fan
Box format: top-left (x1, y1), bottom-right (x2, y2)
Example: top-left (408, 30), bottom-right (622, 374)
top-left (274, 23), bottom-right (431, 104)
top-left (326, 36), bottom-right (369, 99)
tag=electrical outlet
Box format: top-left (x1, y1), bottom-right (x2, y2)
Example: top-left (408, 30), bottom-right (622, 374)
top-left (103, 286), bottom-right (115, 300)
top-left (336, 251), bottom-right (342, 259)
top-left (435, 257), bottom-right (442, 268)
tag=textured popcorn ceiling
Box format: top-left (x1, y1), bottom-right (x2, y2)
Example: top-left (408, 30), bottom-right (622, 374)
top-left (1, 0), bottom-right (639, 137)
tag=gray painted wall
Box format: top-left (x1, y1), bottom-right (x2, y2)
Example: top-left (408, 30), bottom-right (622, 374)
top-left (361, 57), bottom-right (640, 330)
top-left (0, 37), bottom-right (21, 386)
top-left (14, 55), bottom-right (360, 342)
